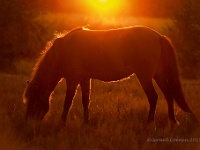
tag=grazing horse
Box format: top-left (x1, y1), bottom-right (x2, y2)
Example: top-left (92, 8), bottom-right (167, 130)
top-left (23, 26), bottom-right (197, 125)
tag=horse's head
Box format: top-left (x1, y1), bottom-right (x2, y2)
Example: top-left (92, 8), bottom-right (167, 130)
top-left (23, 80), bottom-right (49, 121)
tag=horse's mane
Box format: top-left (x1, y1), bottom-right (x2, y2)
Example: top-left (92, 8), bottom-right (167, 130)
top-left (31, 26), bottom-right (88, 79)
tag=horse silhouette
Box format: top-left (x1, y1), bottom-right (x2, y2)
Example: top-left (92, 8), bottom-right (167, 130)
top-left (23, 26), bottom-right (197, 125)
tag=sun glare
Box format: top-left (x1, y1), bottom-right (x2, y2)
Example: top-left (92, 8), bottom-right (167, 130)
top-left (87, 0), bottom-right (125, 16)
top-left (99, 0), bottom-right (108, 4)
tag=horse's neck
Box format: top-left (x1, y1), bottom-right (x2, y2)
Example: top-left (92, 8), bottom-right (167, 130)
top-left (32, 45), bottom-right (61, 95)
top-left (33, 64), bottom-right (60, 95)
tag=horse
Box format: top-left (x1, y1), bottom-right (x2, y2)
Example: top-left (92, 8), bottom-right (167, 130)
top-left (23, 26), bottom-right (197, 126)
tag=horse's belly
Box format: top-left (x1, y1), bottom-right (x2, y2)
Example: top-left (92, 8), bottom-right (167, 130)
top-left (89, 66), bottom-right (134, 82)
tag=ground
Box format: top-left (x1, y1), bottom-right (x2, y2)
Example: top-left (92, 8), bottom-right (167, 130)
top-left (0, 60), bottom-right (200, 150)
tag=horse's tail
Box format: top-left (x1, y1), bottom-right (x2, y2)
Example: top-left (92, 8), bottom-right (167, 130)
top-left (160, 36), bottom-right (193, 113)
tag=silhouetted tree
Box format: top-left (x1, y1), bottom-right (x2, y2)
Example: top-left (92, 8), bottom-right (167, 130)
top-left (0, 0), bottom-right (53, 70)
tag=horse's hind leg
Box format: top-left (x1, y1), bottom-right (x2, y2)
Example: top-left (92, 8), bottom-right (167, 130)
top-left (61, 81), bottom-right (78, 125)
top-left (154, 74), bottom-right (178, 124)
top-left (80, 79), bottom-right (91, 123)
top-left (137, 75), bottom-right (158, 123)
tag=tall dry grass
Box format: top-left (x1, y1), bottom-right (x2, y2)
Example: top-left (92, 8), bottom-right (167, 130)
top-left (0, 60), bottom-right (200, 150)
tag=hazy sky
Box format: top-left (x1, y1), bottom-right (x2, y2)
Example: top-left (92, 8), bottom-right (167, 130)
top-left (46, 0), bottom-right (176, 17)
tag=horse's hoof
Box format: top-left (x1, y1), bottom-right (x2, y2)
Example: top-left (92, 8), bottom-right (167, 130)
top-left (171, 120), bottom-right (180, 126)
top-left (168, 120), bottom-right (180, 132)
top-left (58, 120), bottom-right (66, 128)
top-left (172, 121), bottom-right (180, 127)
top-left (146, 120), bottom-right (156, 132)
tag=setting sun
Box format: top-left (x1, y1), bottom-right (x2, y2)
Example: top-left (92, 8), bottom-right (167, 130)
top-left (99, 0), bottom-right (108, 4)
top-left (86, 0), bottom-right (126, 15)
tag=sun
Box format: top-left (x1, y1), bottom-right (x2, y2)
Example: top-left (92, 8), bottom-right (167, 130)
top-left (87, 0), bottom-right (124, 16)
top-left (99, 0), bottom-right (108, 4)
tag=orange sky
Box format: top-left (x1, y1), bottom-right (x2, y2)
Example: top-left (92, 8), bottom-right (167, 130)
top-left (50, 0), bottom-right (176, 17)
top-left (58, 0), bottom-right (131, 15)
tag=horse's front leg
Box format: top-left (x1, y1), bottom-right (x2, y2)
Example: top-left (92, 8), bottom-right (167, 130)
top-left (61, 81), bottom-right (78, 126)
top-left (80, 79), bottom-right (91, 124)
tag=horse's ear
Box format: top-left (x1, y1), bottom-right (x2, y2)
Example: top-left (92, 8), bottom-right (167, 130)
top-left (26, 80), bottom-right (30, 85)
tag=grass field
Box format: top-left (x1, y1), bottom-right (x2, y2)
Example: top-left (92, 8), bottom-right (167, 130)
top-left (0, 60), bottom-right (200, 150)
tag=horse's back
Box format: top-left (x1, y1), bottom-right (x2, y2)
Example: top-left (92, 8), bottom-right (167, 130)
top-left (61, 26), bottom-right (163, 81)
